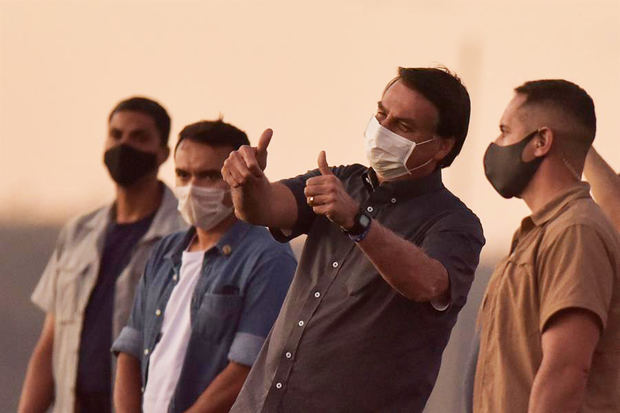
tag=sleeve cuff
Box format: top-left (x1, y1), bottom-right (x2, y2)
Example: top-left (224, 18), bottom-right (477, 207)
top-left (111, 326), bottom-right (142, 358)
top-left (227, 332), bottom-right (265, 367)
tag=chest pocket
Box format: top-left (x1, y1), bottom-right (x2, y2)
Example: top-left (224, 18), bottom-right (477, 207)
top-left (195, 293), bottom-right (243, 344)
top-left (55, 264), bottom-right (92, 323)
top-left (495, 252), bottom-right (540, 339)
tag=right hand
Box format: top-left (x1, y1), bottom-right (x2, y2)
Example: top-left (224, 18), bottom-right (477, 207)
top-left (222, 129), bottom-right (272, 188)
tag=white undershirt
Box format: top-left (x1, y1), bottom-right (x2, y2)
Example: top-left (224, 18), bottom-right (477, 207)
top-left (142, 249), bottom-right (204, 413)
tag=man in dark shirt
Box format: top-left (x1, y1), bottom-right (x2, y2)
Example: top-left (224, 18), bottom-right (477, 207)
top-left (222, 67), bottom-right (485, 412)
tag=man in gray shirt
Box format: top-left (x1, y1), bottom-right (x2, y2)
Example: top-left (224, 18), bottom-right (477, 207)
top-left (18, 97), bottom-right (185, 413)
top-left (222, 67), bottom-right (485, 412)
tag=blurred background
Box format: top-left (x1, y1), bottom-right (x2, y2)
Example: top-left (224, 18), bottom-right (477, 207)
top-left (1, 0), bottom-right (618, 411)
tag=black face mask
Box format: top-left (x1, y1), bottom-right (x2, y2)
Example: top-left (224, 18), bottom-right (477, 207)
top-left (104, 144), bottom-right (158, 187)
top-left (483, 130), bottom-right (543, 199)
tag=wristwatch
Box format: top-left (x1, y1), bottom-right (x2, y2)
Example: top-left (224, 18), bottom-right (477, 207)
top-left (343, 210), bottom-right (372, 242)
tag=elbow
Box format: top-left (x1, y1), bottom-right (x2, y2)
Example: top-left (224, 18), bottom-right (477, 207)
top-left (404, 267), bottom-right (449, 303)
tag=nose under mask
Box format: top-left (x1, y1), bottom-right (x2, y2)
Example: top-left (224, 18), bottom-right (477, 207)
top-left (364, 116), bottom-right (435, 180)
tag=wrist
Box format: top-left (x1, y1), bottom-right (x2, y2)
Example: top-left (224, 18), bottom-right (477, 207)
top-left (342, 210), bottom-right (372, 242)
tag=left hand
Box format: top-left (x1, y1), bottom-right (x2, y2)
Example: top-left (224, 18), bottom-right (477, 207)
top-left (304, 151), bottom-right (359, 229)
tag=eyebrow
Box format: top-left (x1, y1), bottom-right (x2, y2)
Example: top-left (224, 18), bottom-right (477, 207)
top-left (377, 101), bottom-right (418, 127)
top-left (175, 168), bottom-right (222, 177)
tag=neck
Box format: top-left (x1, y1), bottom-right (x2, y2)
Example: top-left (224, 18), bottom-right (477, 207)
top-left (115, 176), bottom-right (162, 224)
top-left (189, 214), bottom-right (237, 252)
top-left (521, 160), bottom-right (579, 214)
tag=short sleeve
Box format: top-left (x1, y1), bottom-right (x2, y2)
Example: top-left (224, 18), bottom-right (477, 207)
top-left (421, 211), bottom-right (485, 310)
top-left (228, 252), bottom-right (296, 366)
top-left (269, 169), bottom-right (321, 242)
top-left (31, 224), bottom-right (70, 312)
top-left (111, 241), bottom-right (161, 357)
top-left (538, 224), bottom-right (614, 331)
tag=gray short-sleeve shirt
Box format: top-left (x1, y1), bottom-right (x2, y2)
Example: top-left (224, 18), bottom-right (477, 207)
top-left (231, 165), bottom-right (485, 413)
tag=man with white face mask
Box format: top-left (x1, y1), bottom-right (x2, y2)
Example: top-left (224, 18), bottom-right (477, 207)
top-left (112, 120), bottom-right (296, 413)
top-left (223, 67), bottom-right (485, 412)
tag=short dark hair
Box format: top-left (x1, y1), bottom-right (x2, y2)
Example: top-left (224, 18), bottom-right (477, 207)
top-left (109, 96), bottom-right (171, 147)
top-left (175, 119), bottom-right (250, 153)
top-left (387, 67), bottom-right (471, 168)
top-left (515, 79), bottom-right (596, 143)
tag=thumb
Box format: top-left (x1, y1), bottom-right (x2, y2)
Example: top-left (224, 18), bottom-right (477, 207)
top-left (318, 151), bottom-right (333, 175)
top-left (256, 128), bottom-right (273, 155)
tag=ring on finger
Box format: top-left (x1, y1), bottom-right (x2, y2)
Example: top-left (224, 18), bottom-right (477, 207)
top-left (308, 196), bottom-right (314, 205)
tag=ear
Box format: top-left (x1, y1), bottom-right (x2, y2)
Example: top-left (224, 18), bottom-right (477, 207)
top-left (533, 127), bottom-right (553, 157)
top-left (433, 137), bottom-right (456, 162)
top-left (158, 146), bottom-right (170, 166)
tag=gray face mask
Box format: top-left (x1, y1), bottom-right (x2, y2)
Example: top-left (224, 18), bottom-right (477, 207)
top-left (483, 130), bottom-right (543, 199)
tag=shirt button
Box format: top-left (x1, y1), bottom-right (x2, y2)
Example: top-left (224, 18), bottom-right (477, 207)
top-left (141, 386), bottom-right (145, 393)
top-left (332, 261), bottom-right (339, 268)
top-left (390, 198), bottom-right (397, 204)
top-left (144, 348), bottom-right (149, 355)
top-left (155, 309), bottom-right (161, 316)
top-left (173, 274), bottom-right (178, 281)
top-left (275, 382), bottom-right (283, 389)
top-left (314, 291), bottom-right (321, 298)
top-left (298, 320), bottom-right (304, 327)
top-left (366, 206), bottom-right (374, 213)
top-left (285, 352), bottom-right (292, 359)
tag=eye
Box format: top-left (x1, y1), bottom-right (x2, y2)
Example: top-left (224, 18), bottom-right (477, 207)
top-left (397, 122), bottom-right (412, 133)
top-left (175, 170), bottom-right (190, 179)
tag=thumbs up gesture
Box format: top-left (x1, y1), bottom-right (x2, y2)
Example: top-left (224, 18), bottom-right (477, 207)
top-left (304, 151), bottom-right (359, 229)
top-left (222, 129), bottom-right (272, 188)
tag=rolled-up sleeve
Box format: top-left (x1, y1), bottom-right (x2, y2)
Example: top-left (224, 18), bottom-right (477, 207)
top-left (228, 252), bottom-right (296, 366)
top-left (111, 261), bottom-right (149, 358)
top-left (112, 326), bottom-right (142, 359)
top-left (422, 211), bottom-right (485, 310)
top-left (269, 170), bottom-right (321, 242)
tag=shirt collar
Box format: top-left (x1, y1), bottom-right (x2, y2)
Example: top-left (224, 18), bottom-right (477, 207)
top-left (528, 181), bottom-right (591, 227)
top-left (165, 219), bottom-right (252, 266)
top-left (362, 167), bottom-right (444, 199)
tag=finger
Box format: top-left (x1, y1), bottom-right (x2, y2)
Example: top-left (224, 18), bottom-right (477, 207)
top-left (305, 175), bottom-right (336, 187)
top-left (222, 163), bottom-right (242, 188)
top-left (256, 129), bottom-right (273, 156)
top-left (306, 194), bottom-right (333, 206)
top-left (304, 183), bottom-right (334, 197)
top-left (238, 146), bottom-right (263, 178)
top-left (318, 151), bottom-right (333, 176)
top-left (225, 153), bottom-right (252, 184)
top-left (312, 203), bottom-right (335, 217)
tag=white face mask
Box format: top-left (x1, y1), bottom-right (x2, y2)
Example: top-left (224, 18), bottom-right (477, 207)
top-left (364, 116), bottom-right (436, 180)
top-left (173, 184), bottom-right (233, 230)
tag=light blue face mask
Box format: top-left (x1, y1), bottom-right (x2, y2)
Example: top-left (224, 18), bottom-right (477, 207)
top-left (364, 116), bottom-right (436, 180)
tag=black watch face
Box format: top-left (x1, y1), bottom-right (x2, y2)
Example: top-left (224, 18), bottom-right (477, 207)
top-left (359, 214), bottom-right (371, 227)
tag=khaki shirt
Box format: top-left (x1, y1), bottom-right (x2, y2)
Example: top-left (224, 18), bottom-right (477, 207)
top-left (474, 183), bottom-right (620, 413)
top-left (31, 184), bottom-right (185, 413)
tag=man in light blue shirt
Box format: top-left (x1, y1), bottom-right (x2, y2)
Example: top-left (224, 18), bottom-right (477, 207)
top-left (112, 120), bottom-right (296, 413)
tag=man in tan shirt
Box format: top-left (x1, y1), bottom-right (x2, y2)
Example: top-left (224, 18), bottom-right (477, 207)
top-left (474, 79), bottom-right (620, 413)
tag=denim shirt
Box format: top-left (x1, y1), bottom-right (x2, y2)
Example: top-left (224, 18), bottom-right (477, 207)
top-left (112, 221), bottom-right (296, 413)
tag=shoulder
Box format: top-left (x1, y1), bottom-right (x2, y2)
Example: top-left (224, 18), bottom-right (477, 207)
top-left (547, 197), bottom-right (619, 249)
top-left (58, 205), bottom-right (110, 242)
top-left (429, 189), bottom-right (484, 239)
top-left (242, 224), bottom-right (296, 260)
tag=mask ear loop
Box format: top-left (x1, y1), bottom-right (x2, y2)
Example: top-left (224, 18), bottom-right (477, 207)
top-left (404, 137), bottom-right (437, 174)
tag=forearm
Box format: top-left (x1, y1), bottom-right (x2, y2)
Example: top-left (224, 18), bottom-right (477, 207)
top-left (528, 364), bottom-right (589, 413)
top-left (114, 353), bottom-right (142, 413)
top-left (18, 346), bottom-right (54, 413)
top-left (357, 221), bottom-right (448, 301)
top-left (584, 147), bottom-right (620, 229)
top-left (232, 181), bottom-right (296, 229)
top-left (185, 361), bottom-right (250, 413)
